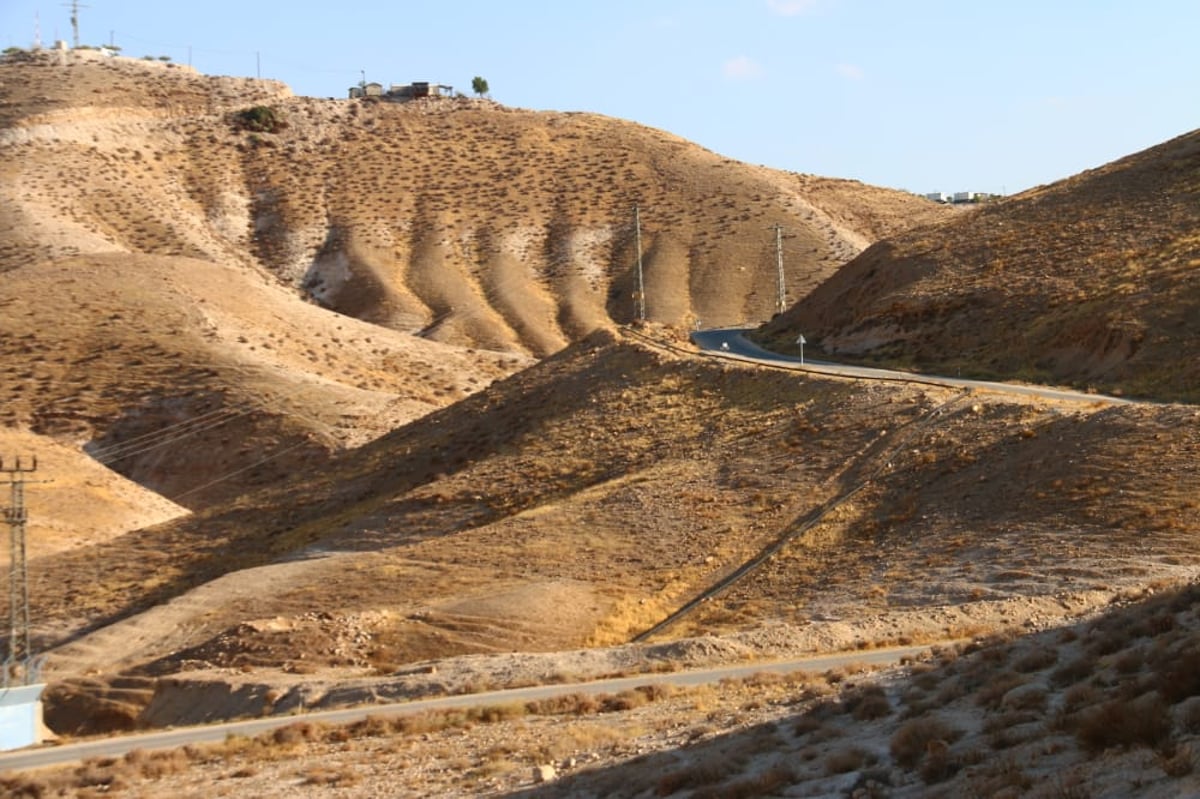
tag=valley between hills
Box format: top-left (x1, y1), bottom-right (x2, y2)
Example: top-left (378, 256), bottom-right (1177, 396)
top-left (2, 48), bottom-right (1200, 797)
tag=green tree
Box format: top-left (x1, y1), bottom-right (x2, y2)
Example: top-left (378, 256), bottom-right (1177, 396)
top-left (471, 76), bottom-right (489, 97)
top-left (234, 105), bottom-right (285, 133)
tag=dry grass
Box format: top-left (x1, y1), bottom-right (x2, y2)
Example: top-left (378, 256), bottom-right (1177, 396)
top-left (760, 130), bottom-right (1200, 403)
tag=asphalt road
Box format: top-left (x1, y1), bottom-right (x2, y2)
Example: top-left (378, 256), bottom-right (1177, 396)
top-left (0, 645), bottom-right (934, 773)
top-left (691, 328), bottom-right (1133, 406)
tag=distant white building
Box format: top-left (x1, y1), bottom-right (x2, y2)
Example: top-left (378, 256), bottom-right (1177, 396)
top-left (924, 192), bottom-right (950, 203)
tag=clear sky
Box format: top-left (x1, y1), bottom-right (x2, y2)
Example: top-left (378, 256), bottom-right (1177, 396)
top-left (3, 1), bottom-right (1197, 196)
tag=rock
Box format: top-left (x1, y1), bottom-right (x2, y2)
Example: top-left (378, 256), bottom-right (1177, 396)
top-left (534, 764), bottom-right (557, 783)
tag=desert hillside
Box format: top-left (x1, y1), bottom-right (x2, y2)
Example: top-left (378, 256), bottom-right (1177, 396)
top-left (5, 47), bottom-right (1200, 798)
top-left (0, 48), bottom-right (949, 348)
top-left (0, 48), bottom-right (947, 509)
top-left (29, 330), bottom-right (1200, 735)
top-left (757, 129), bottom-right (1200, 402)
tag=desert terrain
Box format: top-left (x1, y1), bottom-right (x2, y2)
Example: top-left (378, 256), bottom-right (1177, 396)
top-left (1, 46), bottom-right (1200, 798)
top-left (757, 129), bottom-right (1200, 403)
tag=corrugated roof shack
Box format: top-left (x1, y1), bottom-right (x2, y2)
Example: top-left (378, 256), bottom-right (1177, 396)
top-left (348, 81), bottom-right (455, 101)
top-left (387, 82), bottom-right (455, 100)
top-left (348, 81), bottom-right (384, 99)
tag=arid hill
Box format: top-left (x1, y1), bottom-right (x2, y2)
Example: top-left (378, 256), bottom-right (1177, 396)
top-left (757, 129), bottom-right (1200, 402)
top-left (5, 48), bottom-right (1200, 797)
top-left (0, 48), bottom-right (947, 510)
top-left (30, 329), bottom-right (1200, 735)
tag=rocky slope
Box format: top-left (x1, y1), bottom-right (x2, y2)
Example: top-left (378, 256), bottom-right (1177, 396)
top-left (757, 129), bottom-right (1200, 402)
top-left (0, 48), bottom-right (947, 511)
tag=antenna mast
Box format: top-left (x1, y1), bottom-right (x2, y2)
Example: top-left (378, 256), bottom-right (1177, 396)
top-left (63, 0), bottom-right (89, 49)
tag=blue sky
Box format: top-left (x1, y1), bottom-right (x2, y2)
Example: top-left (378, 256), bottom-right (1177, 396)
top-left (3, 1), bottom-right (1196, 196)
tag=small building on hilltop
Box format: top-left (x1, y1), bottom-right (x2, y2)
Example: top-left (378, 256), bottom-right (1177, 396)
top-left (348, 81), bottom-right (385, 99)
top-left (348, 80), bottom-right (454, 101)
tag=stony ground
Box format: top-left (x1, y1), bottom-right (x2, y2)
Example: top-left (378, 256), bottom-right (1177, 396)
top-left (12, 581), bottom-right (1200, 797)
top-left (2, 46), bottom-right (1200, 799)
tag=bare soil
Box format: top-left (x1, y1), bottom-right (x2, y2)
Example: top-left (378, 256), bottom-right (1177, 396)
top-left (759, 129), bottom-right (1200, 402)
top-left (2, 47), bottom-right (1200, 799)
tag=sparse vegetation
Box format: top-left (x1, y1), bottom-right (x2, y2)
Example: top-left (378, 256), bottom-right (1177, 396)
top-left (234, 104), bottom-right (285, 133)
top-left (3, 47), bottom-right (1200, 799)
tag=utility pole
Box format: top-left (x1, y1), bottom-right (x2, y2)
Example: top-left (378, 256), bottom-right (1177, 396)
top-left (3, 456), bottom-right (38, 688)
top-left (634, 204), bottom-right (646, 321)
top-left (773, 223), bottom-right (787, 316)
top-left (63, 0), bottom-right (88, 49)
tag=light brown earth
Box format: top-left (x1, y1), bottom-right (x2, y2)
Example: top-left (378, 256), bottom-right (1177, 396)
top-left (0, 47), bottom-right (946, 513)
top-left (1, 46), bottom-right (1200, 799)
top-left (758, 129), bottom-right (1200, 403)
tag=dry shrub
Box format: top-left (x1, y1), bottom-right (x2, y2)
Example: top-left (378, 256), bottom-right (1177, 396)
top-left (966, 753), bottom-right (1032, 795)
top-left (825, 746), bottom-right (873, 775)
top-left (1086, 625), bottom-right (1132, 657)
top-left (1076, 693), bottom-right (1172, 754)
top-left (1155, 643), bottom-right (1200, 703)
top-left (272, 720), bottom-right (325, 744)
top-left (841, 683), bottom-right (892, 721)
top-left (121, 747), bottom-right (192, 779)
top-left (1050, 656), bottom-right (1094, 688)
top-left (1012, 645), bottom-right (1058, 673)
top-left (525, 692), bottom-right (600, 716)
top-left (656, 758), bottom-right (733, 795)
top-left (1003, 684), bottom-right (1048, 714)
top-left (910, 664), bottom-right (941, 692)
top-left (0, 777), bottom-right (48, 799)
top-left (853, 692), bottom-right (893, 721)
top-left (889, 715), bottom-right (960, 769)
top-left (691, 764), bottom-right (795, 799)
top-left (600, 689), bottom-right (650, 713)
top-left (975, 670), bottom-right (1027, 710)
top-left (919, 741), bottom-right (961, 784)
top-left (301, 766), bottom-right (360, 787)
top-left (635, 683), bottom-right (676, 702)
top-left (472, 702), bottom-right (528, 723)
top-left (1177, 697), bottom-right (1200, 734)
top-left (1160, 744), bottom-right (1196, 778)
top-left (985, 710), bottom-right (1040, 750)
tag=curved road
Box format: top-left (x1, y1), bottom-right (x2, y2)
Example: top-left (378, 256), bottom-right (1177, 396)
top-left (0, 644), bottom-right (936, 773)
top-left (691, 328), bottom-right (1133, 406)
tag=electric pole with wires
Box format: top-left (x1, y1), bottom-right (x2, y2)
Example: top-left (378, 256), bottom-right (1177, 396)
top-left (3, 456), bottom-right (40, 689)
top-left (0, 454), bottom-right (50, 752)
top-left (634, 204), bottom-right (646, 321)
top-left (772, 223), bottom-right (787, 316)
top-left (63, 1), bottom-right (89, 49)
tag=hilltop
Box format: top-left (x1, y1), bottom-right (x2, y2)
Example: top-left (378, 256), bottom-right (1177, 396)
top-left (757, 129), bottom-right (1200, 402)
top-left (0, 47), bottom-right (946, 514)
top-left (31, 330), bottom-right (1200, 735)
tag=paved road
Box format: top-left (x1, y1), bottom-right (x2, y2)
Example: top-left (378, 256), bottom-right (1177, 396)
top-left (0, 645), bottom-right (935, 773)
top-left (692, 328), bottom-right (1133, 406)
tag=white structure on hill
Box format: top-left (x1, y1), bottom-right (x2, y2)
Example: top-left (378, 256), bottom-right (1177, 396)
top-left (348, 81), bottom-right (455, 101)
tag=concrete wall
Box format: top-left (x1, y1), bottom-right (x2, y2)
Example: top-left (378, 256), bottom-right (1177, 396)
top-left (0, 684), bottom-right (48, 751)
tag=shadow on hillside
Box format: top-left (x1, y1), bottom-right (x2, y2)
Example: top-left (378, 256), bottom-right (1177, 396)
top-left (510, 582), bottom-right (1200, 798)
